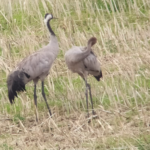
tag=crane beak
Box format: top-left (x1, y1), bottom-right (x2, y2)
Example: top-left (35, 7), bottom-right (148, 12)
top-left (53, 17), bottom-right (58, 19)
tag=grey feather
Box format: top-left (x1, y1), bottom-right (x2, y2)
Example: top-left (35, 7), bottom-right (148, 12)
top-left (7, 70), bottom-right (28, 104)
top-left (65, 37), bottom-right (102, 117)
top-left (65, 37), bottom-right (102, 80)
top-left (7, 13), bottom-right (59, 105)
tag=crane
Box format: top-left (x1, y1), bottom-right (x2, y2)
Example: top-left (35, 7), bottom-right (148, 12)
top-left (7, 13), bottom-right (59, 121)
top-left (65, 37), bottom-right (102, 117)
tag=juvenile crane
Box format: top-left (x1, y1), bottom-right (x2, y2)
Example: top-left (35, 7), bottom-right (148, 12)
top-left (7, 13), bottom-right (59, 121)
top-left (65, 37), bottom-right (102, 117)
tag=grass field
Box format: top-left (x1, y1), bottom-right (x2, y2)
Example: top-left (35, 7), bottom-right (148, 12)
top-left (0, 0), bottom-right (150, 149)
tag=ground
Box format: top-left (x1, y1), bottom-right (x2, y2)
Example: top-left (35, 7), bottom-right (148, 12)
top-left (0, 0), bottom-right (150, 149)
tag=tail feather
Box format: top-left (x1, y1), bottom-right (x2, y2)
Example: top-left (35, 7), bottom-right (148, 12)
top-left (94, 70), bottom-right (102, 81)
top-left (7, 70), bottom-right (27, 104)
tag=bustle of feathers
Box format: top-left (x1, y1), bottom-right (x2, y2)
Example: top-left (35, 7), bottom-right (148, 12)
top-left (7, 71), bottom-right (30, 104)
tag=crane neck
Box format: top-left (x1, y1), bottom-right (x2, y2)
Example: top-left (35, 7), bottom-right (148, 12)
top-left (87, 43), bottom-right (92, 50)
top-left (47, 19), bottom-right (55, 36)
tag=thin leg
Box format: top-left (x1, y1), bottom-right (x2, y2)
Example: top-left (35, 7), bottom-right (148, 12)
top-left (41, 81), bottom-right (52, 116)
top-left (85, 79), bottom-right (89, 118)
top-left (34, 84), bottom-right (39, 122)
top-left (87, 83), bottom-right (96, 115)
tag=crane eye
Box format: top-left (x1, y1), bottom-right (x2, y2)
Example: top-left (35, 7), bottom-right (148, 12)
top-left (44, 13), bottom-right (49, 18)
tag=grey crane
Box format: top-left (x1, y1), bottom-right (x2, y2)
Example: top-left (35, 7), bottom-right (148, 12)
top-left (65, 37), bottom-right (102, 117)
top-left (7, 13), bottom-right (59, 121)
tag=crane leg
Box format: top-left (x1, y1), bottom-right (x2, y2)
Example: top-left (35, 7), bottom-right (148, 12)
top-left (87, 83), bottom-right (96, 115)
top-left (41, 81), bottom-right (52, 116)
top-left (85, 79), bottom-right (89, 118)
top-left (34, 84), bottom-right (39, 122)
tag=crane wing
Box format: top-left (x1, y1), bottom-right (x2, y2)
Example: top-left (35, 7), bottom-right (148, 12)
top-left (65, 46), bottom-right (92, 64)
top-left (17, 51), bottom-right (54, 78)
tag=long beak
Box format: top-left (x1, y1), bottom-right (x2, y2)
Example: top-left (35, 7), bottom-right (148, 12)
top-left (53, 17), bottom-right (58, 19)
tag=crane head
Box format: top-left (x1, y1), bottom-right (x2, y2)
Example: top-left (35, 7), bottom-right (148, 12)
top-left (44, 13), bottom-right (58, 24)
top-left (88, 37), bottom-right (97, 47)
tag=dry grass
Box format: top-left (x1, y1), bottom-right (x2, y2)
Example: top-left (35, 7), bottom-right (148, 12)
top-left (0, 0), bottom-right (150, 149)
top-left (0, 107), bottom-right (150, 149)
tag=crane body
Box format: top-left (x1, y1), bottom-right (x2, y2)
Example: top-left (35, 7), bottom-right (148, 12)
top-left (7, 13), bottom-right (59, 121)
top-left (65, 37), bottom-right (102, 117)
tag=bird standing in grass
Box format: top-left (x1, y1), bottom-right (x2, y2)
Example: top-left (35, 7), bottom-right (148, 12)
top-left (7, 13), bottom-right (59, 121)
top-left (65, 37), bottom-right (102, 117)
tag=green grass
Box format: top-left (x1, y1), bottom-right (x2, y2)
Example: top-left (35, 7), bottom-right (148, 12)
top-left (0, 47), bottom-right (2, 56)
top-left (13, 114), bottom-right (25, 124)
top-left (92, 134), bottom-right (150, 150)
top-left (0, 143), bottom-right (13, 150)
top-left (0, 0), bottom-right (150, 149)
